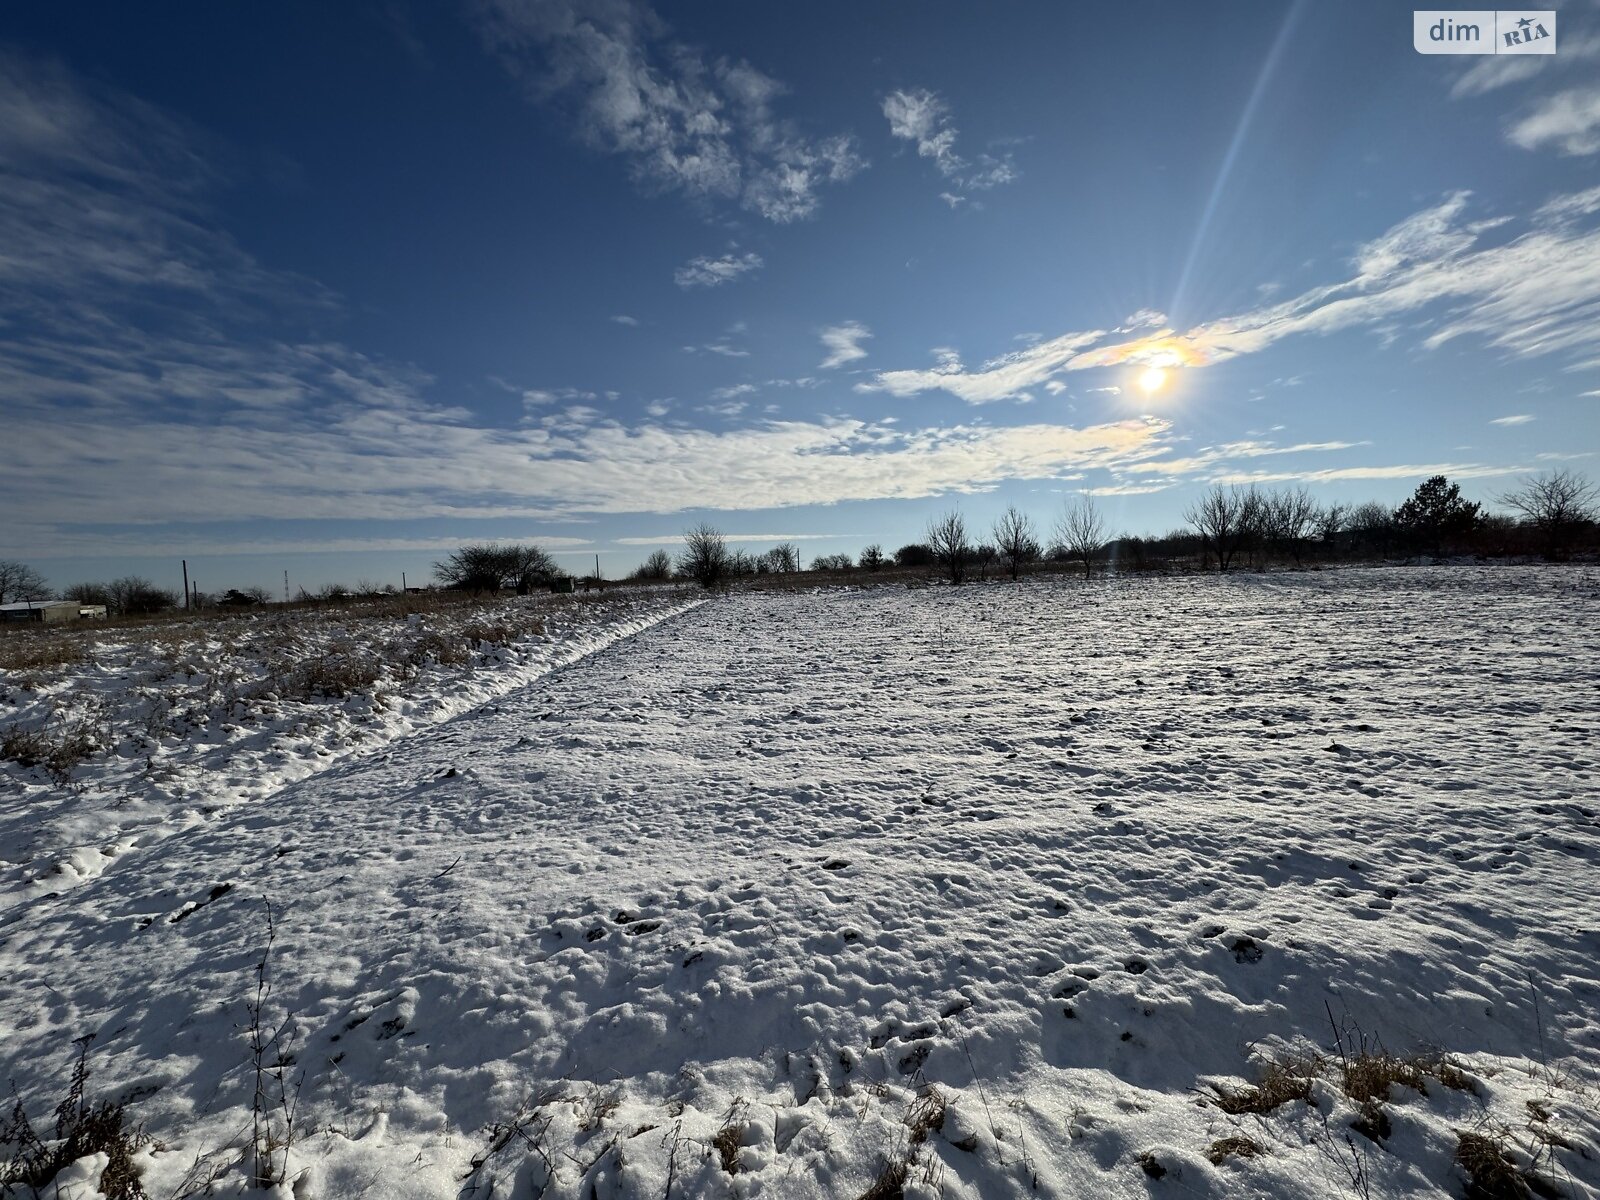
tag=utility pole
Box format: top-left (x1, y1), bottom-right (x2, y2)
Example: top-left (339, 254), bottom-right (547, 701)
top-left (182, 560), bottom-right (190, 611)
top-left (595, 553), bottom-right (601, 582)
top-left (402, 571), bottom-right (407, 592)
top-left (284, 570), bottom-right (289, 604)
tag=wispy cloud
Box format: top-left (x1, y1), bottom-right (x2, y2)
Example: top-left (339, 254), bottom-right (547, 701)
top-left (863, 190), bottom-right (1600, 403)
top-left (819, 321), bottom-right (872, 369)
top-left (881, 86), bottom-right (1015, 201)
top-left (1451, 31), bottom-right (1600, 99)
top-left (674, 250), bottom-right (763, 289)
top-left (477, 0), bottom-right (864, 222)
top-left (1490, 413), bottom-right (1535, 426)
top-left (1509, 88), bottom-right (1600, 156)
top-left (615, 533), bottom-right (838, 545)
top-left (611, 314), bottom-right (639, 326)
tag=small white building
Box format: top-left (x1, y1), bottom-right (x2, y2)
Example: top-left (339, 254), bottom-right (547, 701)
top-left (0, 600), bottom-right (105, 624)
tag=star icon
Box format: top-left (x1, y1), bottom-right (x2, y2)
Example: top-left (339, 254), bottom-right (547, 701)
top-left (1517, 16), bottom-right (1533, 30)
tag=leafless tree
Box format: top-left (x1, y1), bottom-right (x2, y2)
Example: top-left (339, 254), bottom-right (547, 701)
top-left (764, 542), bottom-right (800, 573)
top-left (859, 544), bottom-right (885, 571)
top-left (62, 582), bottom-right (113, 607)
top-left (0, 560), bottom-right (49, 604)
top-left (1314, 503), bottom-right (1346, 550)
top-left (1183, 486), bottom-right (1261, 573)
top-left (107, 576), bottom-right (179, 615)
top-left (433, 543), bottom-right (556, 592)
top-left (992, 506), bottom-right (1039, 580)
top-left (678, 523), bottom-right (729, 589)
top-left (1262, 487), bottom-right (1319, 565)
top-left (1055, 496), bottom-right (1108, 577)
top-left (633, 549), bottom-right (674, 580)
top-left (1498, 469), bottom-right (1599, 559)
top-left (925, 509), bottom-right (971, 584)
top-left (1346, 500), bottom-right (1394, 558)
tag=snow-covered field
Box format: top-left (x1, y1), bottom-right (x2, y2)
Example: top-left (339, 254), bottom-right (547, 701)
top-left (2, 565), bottom-right (1597, 1199)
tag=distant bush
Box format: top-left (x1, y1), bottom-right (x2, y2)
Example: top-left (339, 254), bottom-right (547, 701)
top-left (106, 577), bottom-right (179, 616)
top-left (632, 549), bottom-right (674, 581)
top-left (859, 544), bottom-right (885, 571)
top-left (894, 543), bottom-right (935, 568)
top-left (678, 524), bottom-right (729, 590)
top-left (810, 553), bottom-right (853, 572)
top-left (434, 543), bottom-right (557, 593)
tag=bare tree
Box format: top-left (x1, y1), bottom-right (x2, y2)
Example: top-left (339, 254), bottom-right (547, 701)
top-left (107, 576), bottom-right (179, 615)
top-left (1055, 496), bottom-right (1108, 577)
top-left (1314, 503), bottom-right (1346, 552)
top-left (992, 506), bottom-right (1039, 580)
top-left (62, 582), bottom-right (113, 607)
top-left (1498, 469), bottom-right (1599, 560)
top-left (1183, 486), bottom-right (1260, 573)
top-left (925, 509), bottom-right (971, 584)
top-left (633, 549), bottom-right (674, 580)
top-left (433, 543), bottom-right (556, 593)
top-left (1262, 487), bottom-right (1319, 565)
top-left (859, 544), bottom-right (885, 571)
top-left (678, 523), bottom-right (729, 590)
top-left (1346, 500), bottom-right (1394, 559)
top-left (0, 560), bottom-right (49, 604)
top-left (764, 542), bottom-right (800, 573)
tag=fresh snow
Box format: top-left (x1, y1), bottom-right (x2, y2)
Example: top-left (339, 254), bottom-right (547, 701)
top-left (1, 565), bottom-right (1597, 1199)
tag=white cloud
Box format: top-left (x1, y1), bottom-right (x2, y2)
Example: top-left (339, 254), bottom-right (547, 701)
top-left (611, 314), bottom-right (640, 325)
top-left (1452, 31), bottom-right (1600, 98)
top-left (881, 86), bottom-right (1015, 200)
top-left (674, 250), bottom-right (763, 289)
top-left (477, 0), bottom-right (864, 222)
top-left (819, 321), bottom-right (872, 369)
top-left (616, 533), bottom-right (839, 546)
top-left (709, 383), bottom-right (757, 400)
top-left (1509, 88), bottom-right (1600, 156)
top-left (1490, 413), bottom-right (1535, 425)
top-left (864, 189), bottom-right (1600, 403)
top-left (883, 88), bottom-right (963, 175)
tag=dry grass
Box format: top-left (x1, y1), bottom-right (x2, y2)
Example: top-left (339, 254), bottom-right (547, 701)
top-left (905, 1086), bottom-right (947, 1145)
top-left (0, 636), bottom-right (87, 674)
top-left (0, 1035), bottom-right (147, 1199)
top-left (856, 1155), bottom-right (909, 1200)
top-left (1207, 1055), bottom-right (1321, 1114)
top-left (1207, 1135), bottom-right (1264, 1164)
top-left (1, 719), bottom-right (100, 785)
top-left (1455, 1126), bottom-right (1558, 1200)
top-left (712, 1098), bottom-right (747, 1176)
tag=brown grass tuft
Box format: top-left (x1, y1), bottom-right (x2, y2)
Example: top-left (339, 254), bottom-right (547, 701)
top-left (1207, 1135), bottom-right (1264, 1165)
top-left (1208, 1056), bottom-right (1321, 1114)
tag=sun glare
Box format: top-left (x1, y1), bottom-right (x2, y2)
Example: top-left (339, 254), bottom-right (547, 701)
top-left (1138, 366), bottom-right (1168, 394)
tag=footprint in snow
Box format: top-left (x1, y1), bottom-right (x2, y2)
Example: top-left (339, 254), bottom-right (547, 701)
top-left (1230, 937), bottom-right (1264, 964)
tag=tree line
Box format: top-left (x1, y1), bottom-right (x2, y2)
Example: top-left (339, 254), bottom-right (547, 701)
top-left (667, 469), bottom-right (1600, 589)
top-left (1, 470), bottom-right (1593, 612)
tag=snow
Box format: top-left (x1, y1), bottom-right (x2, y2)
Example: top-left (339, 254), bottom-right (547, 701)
top-left (1, 565), bottom-right (1597, 1199)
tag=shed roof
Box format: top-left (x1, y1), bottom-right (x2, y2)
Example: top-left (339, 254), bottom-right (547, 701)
top-left (0, 600), bottom-right (76, 611)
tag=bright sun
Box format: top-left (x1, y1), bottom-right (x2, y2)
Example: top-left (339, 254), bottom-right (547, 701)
top-left (1138, 366), bottom-right (1168, 394)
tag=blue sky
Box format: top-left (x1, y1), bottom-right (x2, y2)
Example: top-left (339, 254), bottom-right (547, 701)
top-left (3, 1), bottom-right (1598, 593)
